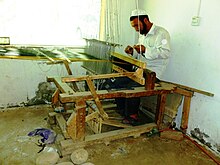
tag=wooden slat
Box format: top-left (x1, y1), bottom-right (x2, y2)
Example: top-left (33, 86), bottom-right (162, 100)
top-left (59, 87), bottom-right (174, 103)
top-left (66, 111), bottom-right (77, 140)
top-left (87, 117), bottom-right (102, 134)
top-left (102, 120), bottom-right (132, 128)
top-left (34, 48), bottom-right (56, 63)
top-left (145, 71), bottom-right (156, 90)
top-left (181, 96), bottom-right (192, 132)
top-left (112, 64), bottom-right (145, 85)
top-left (161, 80), bottom-right (214, 97)
top-left (111, 52), bottom-right (146, 68)
top-left (174, 88), bottom-right (193, 97)
top-left (55, 114), bottom-right (70, 139)
top-left (47, 77), bottom-right (74, 94)
top-left (156, 93), bottom-right (167, 128)
top-left (85, 111), bottom-right (99, 122)
top-left (60, 123), bottom-right (157, 156)
top-left (75, 99), bottom-right (86, 141)
top-left (51, 88), bottom-right (59, 105)
top-left (61, 72), bottom-right (133, 83)
top-left (63, 60), bottom-right (79, 92)
top-left (85, 77), bottom-right (108, 120)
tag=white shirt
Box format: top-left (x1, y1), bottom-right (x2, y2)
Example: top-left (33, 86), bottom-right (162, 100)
top-left (133, 24), bottom-right (171, 79)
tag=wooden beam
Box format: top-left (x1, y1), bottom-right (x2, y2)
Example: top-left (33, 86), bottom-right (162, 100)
top-left (85, 76), bottom-right (108, 120)
top-left (145, 71), bottom-right (156, 90)
top-left (155, 93), bottom-right (167, 128)
top-left (75, 99), bottom-right (86, 141)
top-left (61, 72), bottom-right (133, 83)
top-left (51, 88), bottom-right (59, 106)
top-left (47, 77), bottom-right (74, 94)
top-left (161, 80), bottom-right (214, 97)
top-left (174, 88), bottom-right (193, 97)
top-left (102, 120), bottom-right (132, 128)
top-left (59, 87), bottom-right (174, 103)
top-left (111, 52), bottom-right (146, 68)
top-left (181, 96), bottom-right (192, 132)
top-left (112, 64), bottom-right (145, 85)
top-left (63, 60), bottom-right (79, 92)
top-left (60, 123), bottom-right (157, 156)
top-left (55, 114), bottom-right (70, 139)
top-left (85, 111), bottom-right (99, 122)
top-left (66, 111), bottom-right (77, 140)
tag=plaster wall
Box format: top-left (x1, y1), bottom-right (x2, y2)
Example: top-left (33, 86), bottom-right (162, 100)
top-left (0, 59), bottom-right (86, 108)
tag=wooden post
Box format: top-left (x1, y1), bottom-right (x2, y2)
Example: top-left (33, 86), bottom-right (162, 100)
top-left (85, 76), bottom-right (108, 120)
top-left (51, 88), bottom-right (60, 107)
top-left (63, 60), bottom-right (79, 92)
top-left (181, 96), bottom-right (192, 132)
top-left (67, 99), bottom-right (86, 141)
top-left (155, 93), bottom-right (167, 128)
top-left (144, 69), bottom-right (156, 90)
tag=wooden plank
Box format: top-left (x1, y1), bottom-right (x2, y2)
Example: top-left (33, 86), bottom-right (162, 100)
top-left (75, 99), bottom-right (87, 141)
top-left (86, 77), bottom-right (108, 119)
top-left (34, 48), bottom-right (55, 63)
top-left (66, 111), bottom-right (77, 140)
top-left (60, 123), bottom-right (157, 155)
top-left (85, 111), bottom-right (99, 122)
top-left (174, 88), bottom-right (193, 97)
top-left (155, 93), bottom-right (167, 128)
top-left (102, 103), bottom-right (117, 109)
top-left (63, 60), bottom-right (73, 75)
top-left (87, 117), bottom-right (102, 134)
top-left (59, 87), bottom-right (173, 103)
top-left (145, 71), bottom-right (156, 90)
top-left (47, 77), bottom-right (74, 94)
top-left (181, 96), bottom-right (192, 132)
top-left (112, 64), bottom-right (145, 85)
top-left (161, 80), bottom-right (214, 97)
top-left (55, 114), bottom-right (70, 139)
top-left (63, 60), bottom-right (79, 92)
top-left (102, 120), bottom-right (132, 128)
top-left (111, 52), bottom-right (146, 68)
top-left (61, 72), bottom-right (133, 83)
top-left (51, 88), bottom-right (59, 105)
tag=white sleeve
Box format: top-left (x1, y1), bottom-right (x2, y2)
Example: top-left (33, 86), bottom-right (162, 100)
top-left (144, 32), bottom-right (171, 60)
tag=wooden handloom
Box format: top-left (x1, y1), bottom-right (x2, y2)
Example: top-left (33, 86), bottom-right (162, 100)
top-left (47, 51), bottom-right (198, 156)
top-left (0, 43), bottom-right (214, 156)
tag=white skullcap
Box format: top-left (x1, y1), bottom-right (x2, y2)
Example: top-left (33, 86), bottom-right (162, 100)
top-left (130, 9), bottom-right (148, 17)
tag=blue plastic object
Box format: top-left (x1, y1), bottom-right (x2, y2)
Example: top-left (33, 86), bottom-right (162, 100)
top-left (28, 128), bottom-right (57, 144)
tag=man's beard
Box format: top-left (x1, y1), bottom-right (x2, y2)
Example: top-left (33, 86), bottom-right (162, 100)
top-left (139, 22), bottom-right (148, 35)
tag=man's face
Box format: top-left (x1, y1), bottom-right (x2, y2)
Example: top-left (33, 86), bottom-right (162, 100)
top-left (130, 18), bottom-right (148, 35)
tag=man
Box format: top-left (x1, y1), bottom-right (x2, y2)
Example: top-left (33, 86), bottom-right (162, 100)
top-left (125, 9), bottom-right (171, 80)
top-left (103, 9), bottom-right (171, 125)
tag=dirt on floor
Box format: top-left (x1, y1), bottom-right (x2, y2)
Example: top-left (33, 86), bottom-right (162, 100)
top-left (0, 105), bottom-right (219, 165)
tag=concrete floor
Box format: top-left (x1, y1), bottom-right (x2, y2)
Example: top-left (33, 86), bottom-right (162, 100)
top-left (0, 105), bottom-right (219, 165)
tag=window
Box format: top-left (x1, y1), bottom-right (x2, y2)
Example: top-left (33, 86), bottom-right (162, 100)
top-left (0, 0), bottom-right (101, 46)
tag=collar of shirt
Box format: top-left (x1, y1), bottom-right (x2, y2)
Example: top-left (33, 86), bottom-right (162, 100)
top-left (146, 24), bottom-right (156, 36)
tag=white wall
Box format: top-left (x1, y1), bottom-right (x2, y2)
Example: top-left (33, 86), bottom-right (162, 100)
top-left (0, 59), bottom-right (85, 108)
top-left (140, 0), bottom-right (220, 147)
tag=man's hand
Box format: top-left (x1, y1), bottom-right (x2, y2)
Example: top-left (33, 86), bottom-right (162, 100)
top-left (124, 45), bottom-right (134, 55)
top-left (133, 45), bottom-right (146, 54)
